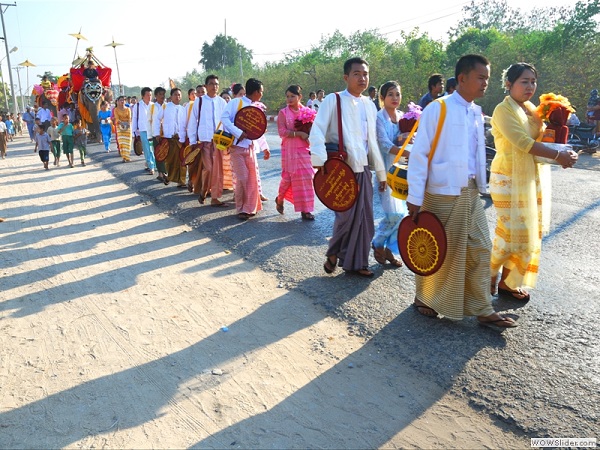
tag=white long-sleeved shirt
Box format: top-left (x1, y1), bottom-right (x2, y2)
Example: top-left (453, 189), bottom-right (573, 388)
top-left (406, 91), bottom-right (487, 206)
top-left (131, 100), bottom-right (151, 135)
top-left (187, 94), bottom-right (227, 144)
top-left (179, 101), bottom-right (195, 142)
top-left (154, 102), bottom-right (185, 139)
top-left (147, 102), bottom-right (165, 138)
top-left (309, 90), bottom-right (386, 182)
top-left (221, 96), bottom-right (253, 148)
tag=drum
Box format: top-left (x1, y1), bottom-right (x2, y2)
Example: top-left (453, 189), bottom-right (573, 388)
top-left (313, 158), bottom-right (358, 212)
top-left (398, 211), bottom-right (447, 276)
top-left (212, 130), bottom-right (234, 151)
top-left (154, 138), bottom-right (169, 162)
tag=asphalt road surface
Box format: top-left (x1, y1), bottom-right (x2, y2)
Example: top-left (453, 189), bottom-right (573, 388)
top-left (23, 123), bottom-right (600, 440)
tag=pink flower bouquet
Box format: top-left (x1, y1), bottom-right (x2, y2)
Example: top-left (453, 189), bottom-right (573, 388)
top-left (399, 102), bottom-right (422, 133)
top-left (294, 106), bottom-right (317, 134)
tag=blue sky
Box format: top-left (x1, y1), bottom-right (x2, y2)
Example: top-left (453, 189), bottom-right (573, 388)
top-left (2, 0), bottom-right (568, 93)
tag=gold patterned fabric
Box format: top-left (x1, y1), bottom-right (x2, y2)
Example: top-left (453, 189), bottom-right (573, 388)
top-left (114, 107), bottom-right (132, 162)
top-left (489, 96), bottom-right (551, 290)
top-left (416, 183), bottom-right (495, 320)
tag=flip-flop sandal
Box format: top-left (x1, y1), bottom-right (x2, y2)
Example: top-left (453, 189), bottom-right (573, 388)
top-left (372, 245), bottom-right (387, 264)
top-left (344, 268), bottom-right (374, 278)
top-left (413, 302), bottom-right (438, 318)
top-left (384, 248), bottom-right (403, 267)
top-left (275, 198), bottom-right (284, 215)
top-left (210, 202), bottom-right (229, 207)
top-left (497, 287), bottom-right (530, 301)
top-left (478, 315), bottom-right (518, 329)
top-left (323, 256), bottom-right (337, 274)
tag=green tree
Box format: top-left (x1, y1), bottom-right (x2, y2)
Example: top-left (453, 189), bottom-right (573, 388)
top-left (199, 34), bottom-right (253, 71)
top-left (36, 71), bottom-right (57, 83)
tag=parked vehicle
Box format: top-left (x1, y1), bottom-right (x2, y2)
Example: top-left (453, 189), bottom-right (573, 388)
top-left (568, 124), bottom-right (599, 154)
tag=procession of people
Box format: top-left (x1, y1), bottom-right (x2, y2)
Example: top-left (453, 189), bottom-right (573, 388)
top-left (1, 53), bottom-right (581, 331)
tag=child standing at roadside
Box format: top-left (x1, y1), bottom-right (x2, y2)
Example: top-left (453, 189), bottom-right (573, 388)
top-left (73, 119), bottom-right (89, 166)
top-left (58, 114), bottom-right (75, 167)
top-left (47, 117), bottom-right (62, 166)
top-left (5, 114), bottom-right (15, 142)
top-left (35, 125), bottom-right (51, 170)
top-left (98, 101), bottom-right (112, 152)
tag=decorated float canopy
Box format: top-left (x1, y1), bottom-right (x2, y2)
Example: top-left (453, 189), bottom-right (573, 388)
top-left (70, 48), bottom-right (112, 93)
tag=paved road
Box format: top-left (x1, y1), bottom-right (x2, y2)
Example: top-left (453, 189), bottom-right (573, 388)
top-left (47, 126), bottom-right (600, 439)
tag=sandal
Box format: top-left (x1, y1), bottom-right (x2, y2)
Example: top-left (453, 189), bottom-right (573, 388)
top-left (413, 300), bottom-right (438, 318)
top-left (323, 256), bottom-right (337, 274)
top-left (275, 197), bottom-right (284, 215)
top-left (301, 212), bottom-right (314, 221)
top-left (497, 287), bottom-right (530, 301)
top-left (355, 268), bottom-right (374, 278)
top-left (344, 268), bottom-right (374, 278)
top-left (384, 248), bottom-right (403, 267)
top-left (478, 313), bottom-right (518, 329)
top-left (372, 245), bottom-right (387, 264)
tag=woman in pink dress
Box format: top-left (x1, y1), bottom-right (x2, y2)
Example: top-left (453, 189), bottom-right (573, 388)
top-left (275, 85), bottom-right (315, 220)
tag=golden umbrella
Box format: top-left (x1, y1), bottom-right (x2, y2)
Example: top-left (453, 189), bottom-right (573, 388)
top-left (68, 28), bottom-right (88, 65)
top-left (105, 37), bottom-right (123, 95)
top-left (18, 59), bottom-right (36, 100)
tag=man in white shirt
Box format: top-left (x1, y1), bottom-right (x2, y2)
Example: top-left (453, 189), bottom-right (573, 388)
top-left (310, 57), bottom-right (387, 277)
top-left (221, 78), bottom-right (271, 219)
top-left (187, 75), bottom-right (229, 206)
top-left (131, 87), bottom-right (156, 175)
top-left (155, 88), bottom-right (186, 187)
top-left (406, 54), bottom-right (516, 329)
top-left (148, 87), bottom-right (167, 182)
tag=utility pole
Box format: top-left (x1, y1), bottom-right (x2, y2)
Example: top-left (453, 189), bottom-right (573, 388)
top-left (13, 64), bottom-right (23, 112)
top-left (0, 2), bottom-right (18, 115)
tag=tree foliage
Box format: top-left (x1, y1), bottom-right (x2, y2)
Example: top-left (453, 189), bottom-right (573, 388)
top-left (199, 34), bottom-right (253, 71)
top-left (36, 71), bottom-right (57, 83)
top-left (163, 0), bottom-right (598, 117)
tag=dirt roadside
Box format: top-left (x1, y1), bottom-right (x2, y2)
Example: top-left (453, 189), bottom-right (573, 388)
top-left (0, 136), bottom-right (527, 449)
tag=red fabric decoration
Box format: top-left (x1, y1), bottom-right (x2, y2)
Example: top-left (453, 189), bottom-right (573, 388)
top-left (69, 67), bottom-right (112, 92)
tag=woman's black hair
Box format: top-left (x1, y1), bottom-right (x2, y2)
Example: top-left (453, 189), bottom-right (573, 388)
top-left (504, 63), bottom-right (538, 84)
top-left (232, 83), bottom-right (244, 95)
top-left (286, 84), bottom-right (302, 96)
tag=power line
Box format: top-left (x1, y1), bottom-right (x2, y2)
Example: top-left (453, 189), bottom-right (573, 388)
top-left (253, 1), bottom-right (472, 58)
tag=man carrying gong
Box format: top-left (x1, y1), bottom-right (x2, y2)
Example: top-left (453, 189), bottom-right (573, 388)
top-left (309, 57), bottom-right (387, 277)
top-left (220, 78), bottom-right (271, 220)
top-left (406, 54), bottom-right (516, 329)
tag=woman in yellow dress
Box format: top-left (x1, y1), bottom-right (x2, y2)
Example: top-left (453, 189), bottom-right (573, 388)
top-left (113, 96), bottom-right (132, 162)
top-left (489, 63), bottom-right (578, 300)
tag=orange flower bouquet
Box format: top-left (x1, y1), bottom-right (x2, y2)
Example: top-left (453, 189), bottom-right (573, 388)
top-left (536, 93), bottom-right (575, 144)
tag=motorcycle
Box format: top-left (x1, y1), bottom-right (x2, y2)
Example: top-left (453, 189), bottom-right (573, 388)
top-left (568, 123), bottom-right (599, 154)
